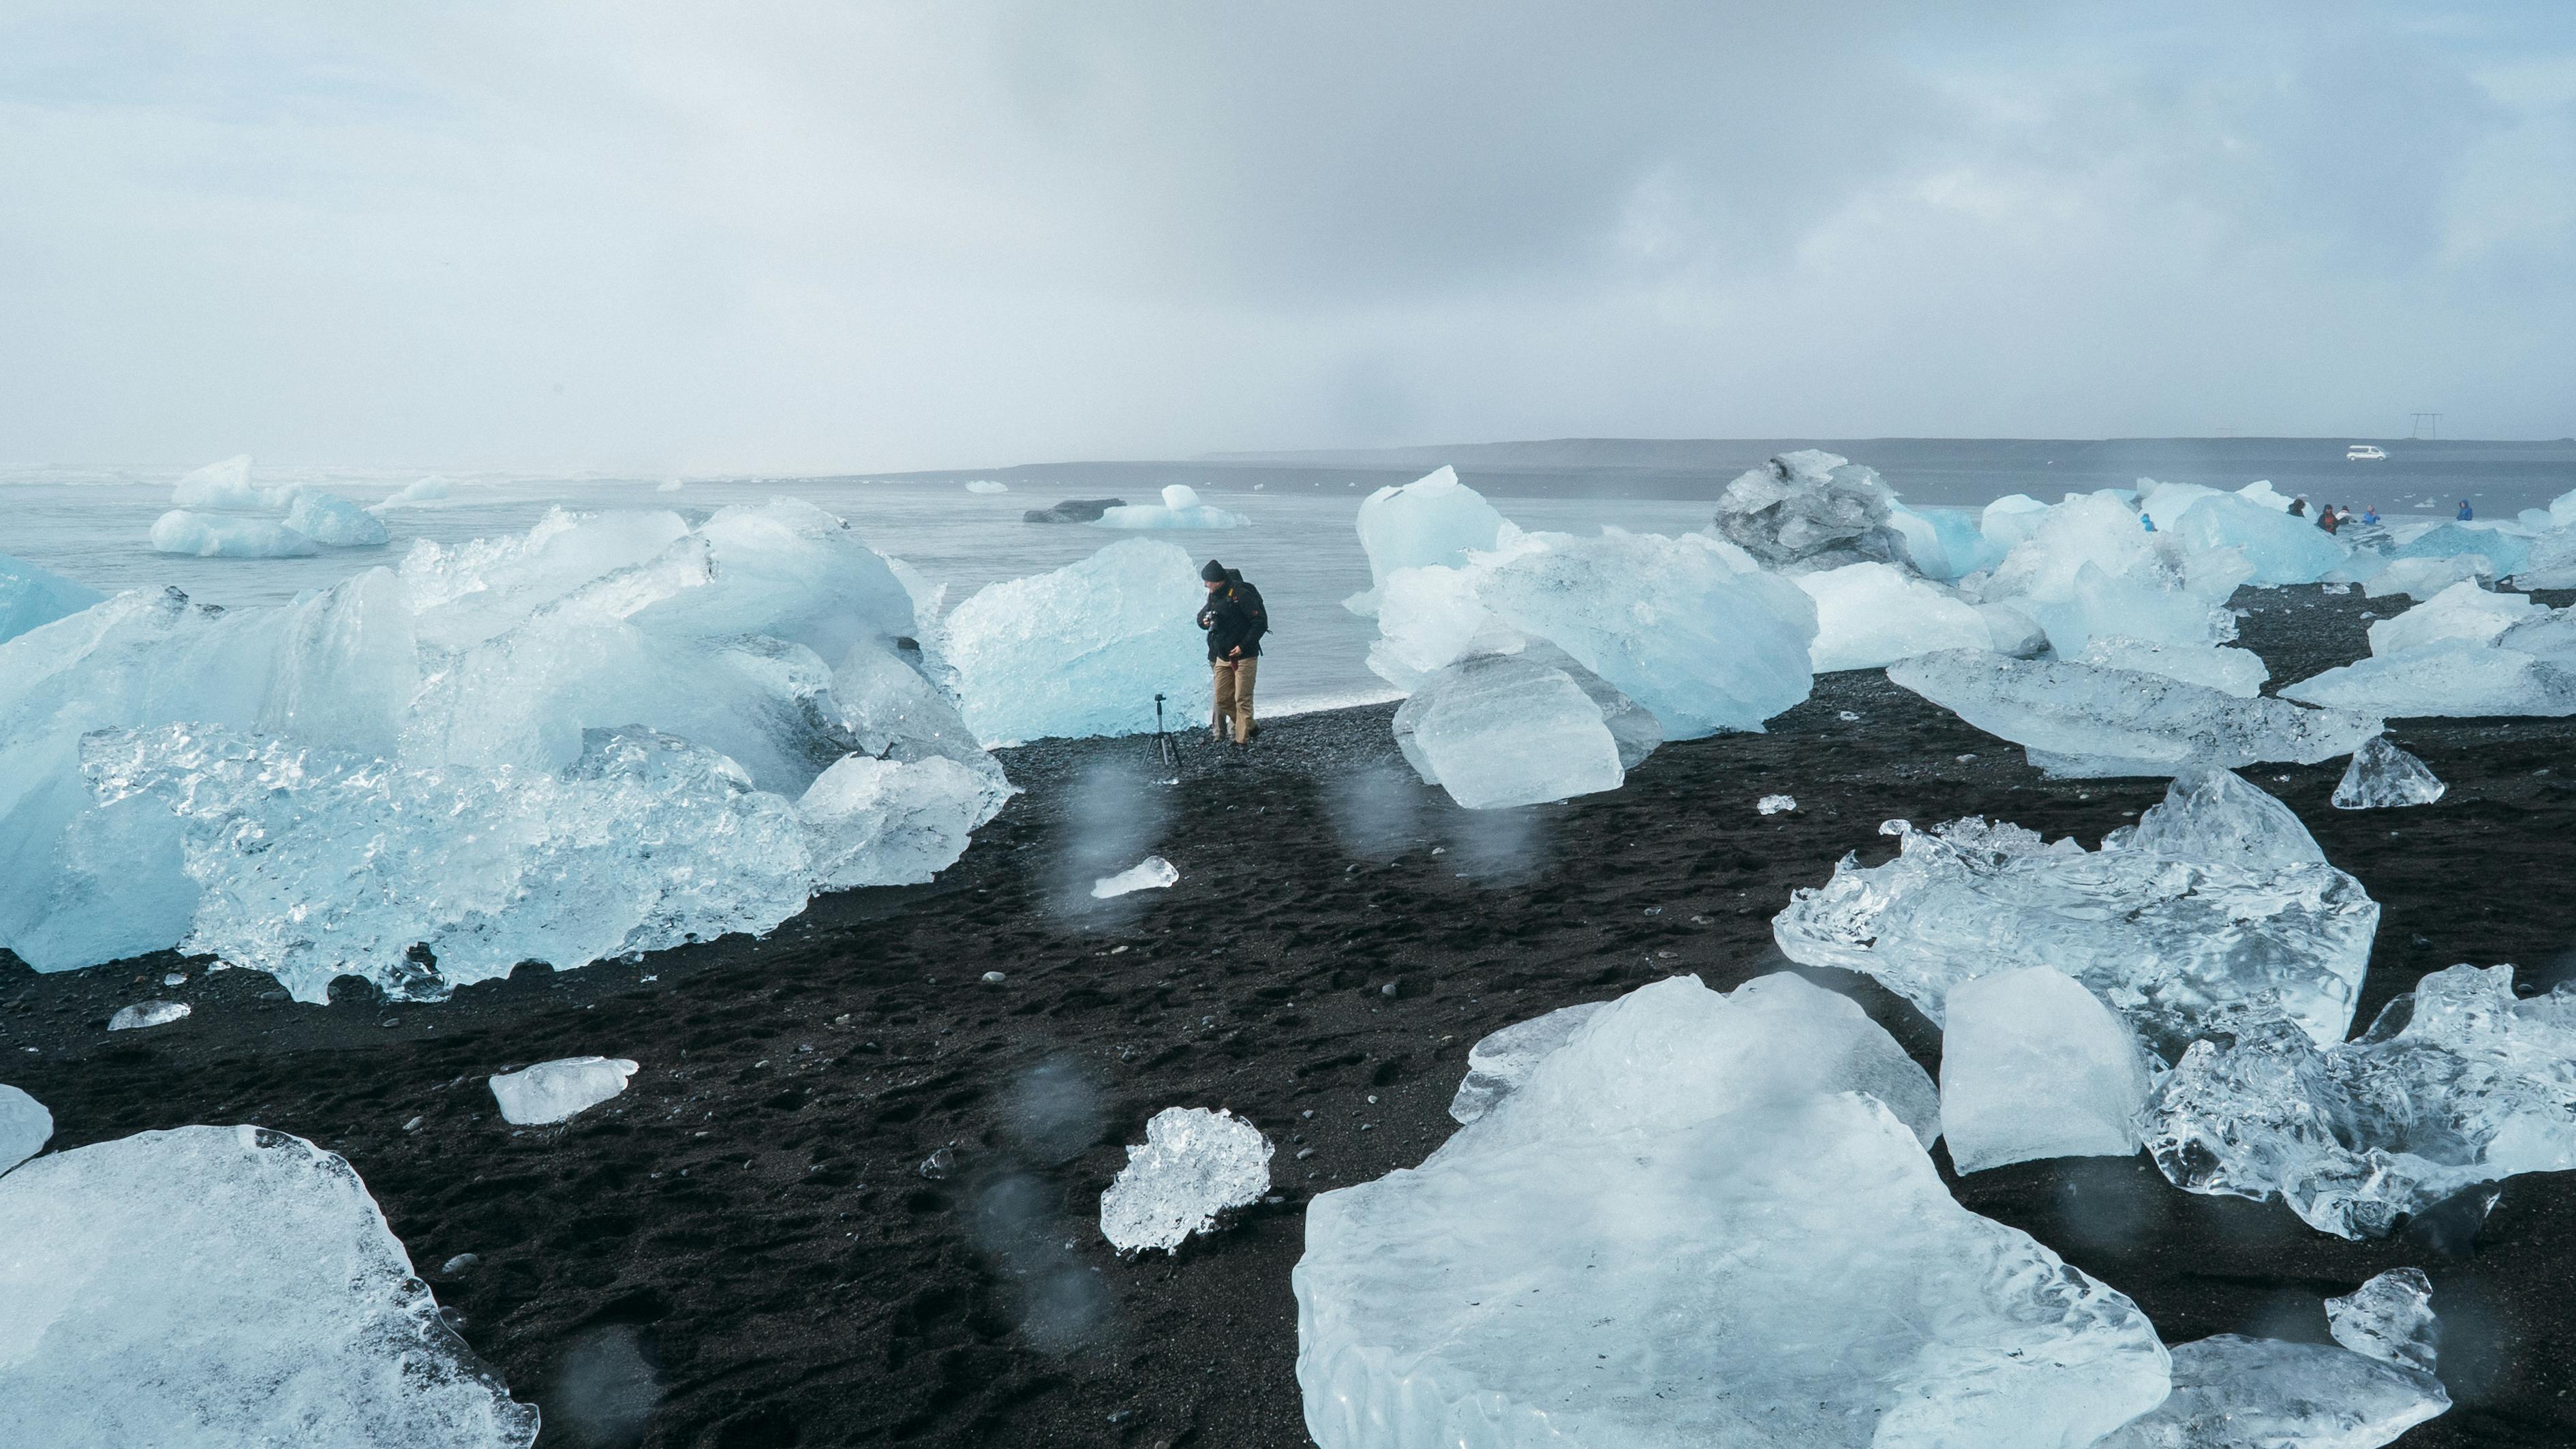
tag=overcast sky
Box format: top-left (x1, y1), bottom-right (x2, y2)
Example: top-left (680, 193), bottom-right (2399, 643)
top-left (2, 2), bottom-right (2571, 472)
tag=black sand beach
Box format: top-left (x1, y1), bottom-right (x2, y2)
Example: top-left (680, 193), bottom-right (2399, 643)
top-left (9, 584), bottom-right (2576, 1448)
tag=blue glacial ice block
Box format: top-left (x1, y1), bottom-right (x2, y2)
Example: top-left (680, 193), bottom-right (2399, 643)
top-left (0, 553), bottom-right (103, 646)
top-left (1346, 466), bottom-right (1509, 615)
top-left (943, 537), bottom-right (1210, 746)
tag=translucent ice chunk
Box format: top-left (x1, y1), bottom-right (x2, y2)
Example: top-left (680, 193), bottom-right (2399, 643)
top-left (489, 1056), bottom-right (638, 1125)
top-left (1940, 966), bottom-right (2157, 1172)
top-left (1796, 562), bottom-right (1993, 671)
top-left (1345, 466), bottom-right (1507, 615)
top-left (2123, 767), bottom-right (2326, 869)
top-left (2363, 555), bottom-right (2491, 600)
top-left (1099, 1106), bottom-right (1271, 1253)
top-left (1295, 976), bottom-right (2164, 1449)
top-left (2333, 737), bottom-right (2446, 809)
top-left (2368, 581), bottom-right (2534, 657)
top-left (1888, 650), bottom-right (2382, 778)
top-left (1092, 855), bottom-right (1179, 898)
top-left (1758, 793), bottom-right (1796, 814)
top-left (0, 1084), bottom-right (51, 1174)
top-left (1091, 483), bottom-right (1250, 530)
top-left (1390, 652), bottom-right (1625, 809)
top-left (1712, 450), bottom-right (1910, 569)
top-left (2093, 1334), bottom-right (2447, 1448)
top-left (2494, 605), bottom-right (2576, 666)
top-left (1445, 1001), bottom-right (1606, 1125)
top-left (0, 1125), bottom-right (538, 1447)
top-left (2145, 964), bottom-right (2576, 1237)
top-left (2282, 639), bottom-right (2576, 718)
top-left (1775, 780), bottom-right (2378, 1056)
top-left (168, 455), bottom-right (265, 510)
top-left (149, 510), bottom-right (320, 558)
top-left (283, 491), bottom-right (392, 547)
top-left (2164, 491), bottom-right (2348, 585)
top-left (942, 538), bottom-right (1210, 744)
top-left (799, 754), bottom-right (1000, 889)
top-left (964, 479), bottom-right (1009, 493)
top-left (2077, 636), bottom-right (2269, 699)
top-left (106, 1000), bottom-right (190, 1031)
top-left (0, 552), bottom-right (103, 647)
top-left (2329, 1268), bottom-right (2439, 1373)
top-left (1886, 503), bottom-right (2007, 580)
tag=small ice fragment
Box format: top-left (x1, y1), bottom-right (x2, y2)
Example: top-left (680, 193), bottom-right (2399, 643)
top-left (487, 1056), bottom-right (637, 1125)
top-left (981, 971), bottom-right (1006, 983)
top-left (1447, 1001), bottom-right (1607, 1124)
top-left (106, 1001), bottom-right (190, 1032)
top-left (1837, 710), bottom-right (1862, 721)
top-left (918, 1147), bottom-right (955, 1180)
top-left (2328, 1268), bottom-right (2440, 1373)
top-left (2333, 737), bottom-right (2447, 809)
top-left (162, 971), bottom-right (185, 986)
top-left (0, 1084), bottom-right (52, 1173)
top-left (1757, 794), bottom-right (1796, 815)
top-left (2093, 1333), bottom-right (2447, 1448)
top-left (1092, 856), bottom-right (1179, 899)
top-left (1939, 966), bottom-right (2156, 1172)
top-left (1099, 1106), bottom-right (1272, 1253)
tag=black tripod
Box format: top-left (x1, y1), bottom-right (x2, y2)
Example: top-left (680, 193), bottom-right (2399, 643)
top-left (1152, 692), bottom-right (1179, 774)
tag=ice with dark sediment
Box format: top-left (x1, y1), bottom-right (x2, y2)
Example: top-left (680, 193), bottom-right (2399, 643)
top-left (489, 1056), bottom-right (639, 1125)
top-left (1775, 770), bottom-right (2378, 1057)
top-left (1710, 448), bottom-right (1911, 570)
top-left (0, 1125), bottom-right (538, 1448)
top-left (1099, 1107), bottom-right (1272, 1253)
top-left (2281, 638), bottom-right (2576, 718)
top-left (2365, 580), bottom-right (2534, 656)
top-left (1296, 974), bottom-right (2168, 1449)
top-left (0, 1083), bottom-right (50, 1174)
top-left (0, 553), bottom-right (103, 647)
top-left (1887, 650), bottom-right (2382, 778)
top-left (1345, 466), bottom-right (1507, 615)
top-left (2333, 736), bottom-right (2447, 809)
top-left (1445, 1001), bottom-right (1606, 1124)
top-left (943, 536), bottom-right (1210, 744)
top-left (1939, 965), bottom-right (2159, 1173)
top-left (2145, 963), bottom-right (2576, 1238)
top-left (2076, 635), bottom-right (2269, 698)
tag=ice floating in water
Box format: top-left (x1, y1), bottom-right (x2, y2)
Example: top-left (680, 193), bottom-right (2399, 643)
top-left (2094, 1331), bottom-right (2447, 1448)
top-left (1022, 496), bottom-right (1124, 523)
top-left (2282, 639), bottom-right (2576, 718)
top-left (2364, 555), bottom-right (2491, 600)
top-left (1711, 449), bottom-right (1910, 570)
top-left (1099, 1106), bottom-right (1271, 1253)
top-left (1092, 483), bottom-right (1249, 530)
top-left (1092, 855), bottom-right (1179, 899)
top-left (2147, 962), bottom-right (2576, 1238)
top-left (2333, 736), bottom-right (2446, 809)
top-left (1796, 562), bottom-right (1993, 671)
top-left (1392, 650), bottom-right (1639, 809)
top-left (1888, 650), bottom-right (2380, 778)
top-left (2076, 635), bottom-right (2269, 699)
top-left (942, 538), bottom-right (1209, 745)
top-left (0, 1084), bottom-right (51, 1174)
top-left (0, 1125), bottom-right (538, 1447)
top-left (373, 475), bottom-right (452, 510)
top-left (489, 1056), bottom-right (637, 1125)
top-left (2367, 581), bottom-right (2534, 656)
top-left (106, 1000), bottom-right (190, 1031)
top-left (149, 510), bottom-right (319, 558)
top-left (1345, 466), bottom-right (1507, 615)
top-left (2329, 1268), bottom-right (2440, 1373)
top-left (656, 479), bottom-right (684, 493)
top-left (1776, 771), bottom-right (2378, 1057)
top-left (1, 500), bottom-right (1008, 998)
top-left (1758, 793), bottom-right (1796, 814)
top-left (1295, 974), bottom-right (2164, 1449)
top-left (1939, 966), bottom-right (2156, 1173)
top-left (0, 552), bottom-right (102, 647)
top-left (964, 479), bottom-right (1009, 494)
top-left (168, 455), bottom-right (269, 510)
top-left (1445, 1001), bottom-right (1606, 1124)
top-left (283, 491), bottom-right (391, 547)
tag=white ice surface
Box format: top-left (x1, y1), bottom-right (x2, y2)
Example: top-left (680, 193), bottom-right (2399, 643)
top-left (106, 1000), bottom-right (190, 1031)
top-left (2364, 555), bottom-right (2491, 600)
top-left (2282, 639), bottom-right (2576, 718)
top-left (1092, 484), bottom-right (1251, 530)
top-left (1390, 651), bottom-right (1625, 808)
top-left (964, 479), bottom-right (1009, 493)
top-left (1445, 1001), bottom-right (1606, 1124)
top-left (168, 455), bottom-right (267, 510)
top-left (1940, 966), bottom-right (2156, 1173)
top-left (2367, 581), bottom-right (2535, 656)
top-left (2076, 636), bottom-right (2270, 698)
top-left (1797, 562), bottom-right (1993, 671)
top-left (149, 510), bottom-right (320, 558)
top-left (489, 1056), bottom-right (638, 1125)
top-left (1092, 855), bottom-right (1180, 898)
top-left (1344, 467), bottom-right (1508, 615)
top-left (1099, 1106), bottom-right (1271, 1252)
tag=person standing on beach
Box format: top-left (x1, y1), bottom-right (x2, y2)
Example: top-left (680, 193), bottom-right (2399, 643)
top-left (2318, 504), bottom-right (2342, 534)
top-left (1197, 559), bottom-right (1267, 744)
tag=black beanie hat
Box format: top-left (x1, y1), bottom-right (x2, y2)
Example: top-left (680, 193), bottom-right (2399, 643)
top-left (1200, 559), bottom-right (1227, 583)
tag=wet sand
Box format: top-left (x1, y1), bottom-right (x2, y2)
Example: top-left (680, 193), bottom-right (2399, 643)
top-left (7, 583), bottom-right (2575, 1447)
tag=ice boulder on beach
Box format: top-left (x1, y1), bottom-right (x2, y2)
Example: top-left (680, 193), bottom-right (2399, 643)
top-left (1796, 562), bottom-right (1993, 671)
top-left (489, 1056), bottom-right (637, 1125)
top-left (2146, 962), bottom-right (2576, 1238)
top-left (2392, 521), bottom-right (2528, 579)
top-left (106, 999), bottom-right (191, 1031)
top-left (1345, 466), bottom-right (1508, 615)
top-left (942, 538), bottom-right (1208, 745)
top-left (1888, 650), bottom-right (2380, 778)
top-left (1390, 650), bottom-right (1629, 809)
top-left (2076, 635), bottom-right (2269, 698)
top-left (2162, 489), bottom-right (2348, 585)
top-left (1295, 973), bottom-right (2166, 1449)
top-left (2365, 555), bottom-right (2491, 600)
top-left (2334, 736), bottom-right (2447, 809)
top-left (1775, 772), bottom-right (2378, 1056)
top-left (0, 552), bottom-right (102, 647)
top-left (1711, 449), bottom-right (1910, 569)
top-left (1099, 1106), bottom-right (1271, 1253)
top-left (0, 1084), bottom-right (51, 1174)
top-left (2366, 581), bottom-right (2534, 656)
top-left (1445, 1000), bottom-right (1607, 1125)
top-left (1092, 483), bottom-right (1248, 530)
top-left (1939, 966), bottom-right (2158, 1173)
top-left (0, 1125), bottom-right (538, 1448)
top-left (799, 753), bottom-right (1004, 888)
top-left (284, 490), bottom-right (392, 547)
top-left (149, 510), bottom-right (320, 558)
top-left (2281, 639), bottom-right (2576, 718)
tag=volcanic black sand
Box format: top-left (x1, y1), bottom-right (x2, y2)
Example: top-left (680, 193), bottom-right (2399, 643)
top-left (9, 584), bottom-right (2576, 1448)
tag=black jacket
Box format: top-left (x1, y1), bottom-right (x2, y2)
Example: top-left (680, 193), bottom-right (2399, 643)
top-left (1197, 574), bottom-right (1267, 660)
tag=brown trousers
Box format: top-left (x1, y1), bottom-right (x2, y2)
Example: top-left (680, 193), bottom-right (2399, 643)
top-left (1210, 656), bottom-right (1258, 743)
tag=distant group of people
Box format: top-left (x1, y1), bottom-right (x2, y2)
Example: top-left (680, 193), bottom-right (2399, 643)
top-left (2286, 498), bottom-right (2395, 532)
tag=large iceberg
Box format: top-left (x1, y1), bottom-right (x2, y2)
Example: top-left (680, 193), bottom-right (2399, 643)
top-left (1775, 772), bottom-right (2379, 1057)
top-left (1092, 483), bottom-right (1249, 530)
top-left (1888, 650), bottom-right (2381, 778)
top-left (0, 1125), bottom-right (537, 1447)
top-left (0, 501), bottom-right (1010, 998)
top-left (149, 510), bottom-right (320, 558)
top-left (2145, 962), bottom-right (2576, 1238)
top-left (1295, 974), bottom-right (2166, 1449)
top-left (1971, 493), bottom-right (2248, 656)
top-left (1939, 966), bottom-right (2158, 1173)
top-left (0, 553), bottom-right (102, 647)
top-left (2281, 639), bottom-right (2576, 718)
top-left (1796, 561), bottom-right (1994, 671)
top-left (940, 537), bottom-right (1209, 745)
top-left (284, 490), bottom-right (393, 547)
top-left (1345, 466), bottom-right (1507, 615)
top-left (1711, 449), bottom-right (1910, 570)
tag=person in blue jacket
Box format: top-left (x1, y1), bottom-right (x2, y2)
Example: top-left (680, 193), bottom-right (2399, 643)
top-left (2457, 499), bottom-right (2474, 521)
